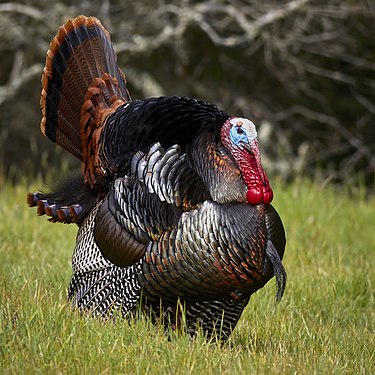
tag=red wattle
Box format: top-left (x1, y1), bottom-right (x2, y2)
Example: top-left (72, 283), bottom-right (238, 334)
top-left (246, 188), bottom-right (263, 205)
top-left (263, 188), bottom-right (273, 204)
top-left (246, 187), bottom-right (273, 205)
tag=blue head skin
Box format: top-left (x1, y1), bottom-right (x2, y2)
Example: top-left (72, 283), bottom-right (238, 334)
top-left (229, 118), bottom-right (258, 148)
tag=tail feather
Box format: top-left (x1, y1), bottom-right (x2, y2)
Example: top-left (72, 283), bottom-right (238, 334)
top-left (27, 170), bottom-right (97, 224)
top-left (27, 192), bottom-right (83, 224)
top-left (41, 15), bottom-right (130, 183)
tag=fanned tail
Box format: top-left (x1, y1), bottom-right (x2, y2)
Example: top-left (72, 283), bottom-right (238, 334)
top-left (40, 15), bottom-right (131, 185)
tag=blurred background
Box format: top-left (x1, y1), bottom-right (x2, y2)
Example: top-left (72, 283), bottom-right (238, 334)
top-left (0, 0), bottom-right (374, 188)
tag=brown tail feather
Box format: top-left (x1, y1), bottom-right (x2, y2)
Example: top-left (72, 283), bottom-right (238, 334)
top-left (80, 73), bottom-right (126, 185)
top-left (40, 16), bottom-right (130, 184)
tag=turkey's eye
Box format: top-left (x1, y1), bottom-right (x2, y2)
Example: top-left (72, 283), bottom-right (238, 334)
top-left (236, 127), bottom-right (244, 134)
top-left (216, 147), bottom-right (226, 156)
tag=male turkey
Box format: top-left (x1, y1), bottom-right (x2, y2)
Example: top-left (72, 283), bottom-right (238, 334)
top-left (28, 16), bottom-right (286, 340)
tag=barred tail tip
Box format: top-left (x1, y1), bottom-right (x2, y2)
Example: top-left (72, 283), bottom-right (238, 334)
top-left (27, 192), bottom-right (83, 224)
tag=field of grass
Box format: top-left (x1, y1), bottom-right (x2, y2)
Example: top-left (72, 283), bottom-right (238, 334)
top-left (0, 179), bottom-right (374, 374)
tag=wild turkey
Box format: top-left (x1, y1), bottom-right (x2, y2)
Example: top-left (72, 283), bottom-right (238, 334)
top-left (28, 16), bottom-right (286, 340)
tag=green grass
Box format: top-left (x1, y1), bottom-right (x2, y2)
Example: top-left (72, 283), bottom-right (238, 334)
top-left (0, 179), bottom-right (374, 374)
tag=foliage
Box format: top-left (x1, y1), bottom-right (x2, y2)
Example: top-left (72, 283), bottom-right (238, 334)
top-left (1, 180), bottom-right (374, 374)
top-left (0, 0), bottom-right (374, 185)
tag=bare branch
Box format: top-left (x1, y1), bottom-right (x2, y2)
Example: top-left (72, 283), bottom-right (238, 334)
top-left (9, 50), bottom-right (24, 84)
top-left (115, 24), bottom-right (178, 53)
top-left (0, 63), bottom-right (42, 106)
top-left (353, 92), bottom-right (375, 115)
top-left (0, 2), bottom-right (45, 21)
top-left (274, 105), bottom-right (373, 163)
top-left (299, 45), bottom-right (375, 71)
top-left (247, 0), bottom-right (310, 38)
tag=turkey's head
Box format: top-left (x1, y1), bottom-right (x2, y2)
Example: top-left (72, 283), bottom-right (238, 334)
top-left (220, 117), bottom-right (273, 205)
